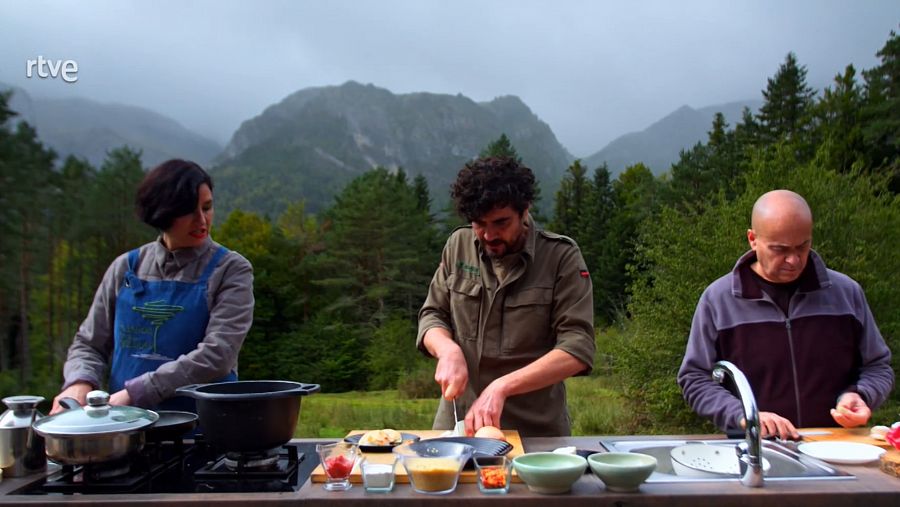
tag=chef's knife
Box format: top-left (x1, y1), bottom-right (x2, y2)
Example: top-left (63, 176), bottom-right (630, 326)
top-left (452, 398), bottom-right (465, 436)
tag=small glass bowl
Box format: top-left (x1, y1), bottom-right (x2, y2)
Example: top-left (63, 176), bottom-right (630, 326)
top-left (474, 455), bottom-right (512, 494)
top-left (393, 441), bottom-right (473, 495)
top-left (316, 442), bottom-right (359, 491)
top-left (360, 456), bottom-right (398, 493)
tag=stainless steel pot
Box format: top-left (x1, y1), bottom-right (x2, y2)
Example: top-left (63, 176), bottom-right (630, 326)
top-left (32, 391), bottom-right (158, 465)
top-left (0, 395), bottom-right (46, 476)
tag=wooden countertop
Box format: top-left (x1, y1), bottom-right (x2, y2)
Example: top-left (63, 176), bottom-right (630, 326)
top-left (0, 430), bottom-right (897, 506)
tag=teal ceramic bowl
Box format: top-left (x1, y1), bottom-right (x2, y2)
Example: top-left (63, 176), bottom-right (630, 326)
top-left (512, 452), bottom-right (587, 494)
top-left (587, 452), bottom-right (657, 492)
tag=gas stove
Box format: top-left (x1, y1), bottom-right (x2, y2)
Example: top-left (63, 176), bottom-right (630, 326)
top-left (9, 438), bottom-right (327, 495)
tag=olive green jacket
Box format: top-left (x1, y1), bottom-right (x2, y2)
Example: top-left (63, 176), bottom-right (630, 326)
top-left (417, 218), bottom-right (595, 437)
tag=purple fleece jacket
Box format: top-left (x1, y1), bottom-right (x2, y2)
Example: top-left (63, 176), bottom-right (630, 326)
top-left (678, 250), bottom-right (894, 431)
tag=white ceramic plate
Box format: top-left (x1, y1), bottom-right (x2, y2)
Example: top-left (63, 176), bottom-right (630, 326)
top-left (797, 441), bottom-right (886, 465)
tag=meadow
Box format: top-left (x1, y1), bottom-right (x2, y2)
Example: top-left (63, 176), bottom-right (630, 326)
top-left (294, 374), bottom-right (634, 438)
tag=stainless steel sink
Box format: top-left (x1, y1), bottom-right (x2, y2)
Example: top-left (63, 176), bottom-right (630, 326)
top-left (598, 438), bottom-right (854, 482)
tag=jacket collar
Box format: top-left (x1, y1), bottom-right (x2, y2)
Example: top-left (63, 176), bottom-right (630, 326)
top-left (153, 235), bottom-right (215, 270)
top-left (523, 213), bottom-right (537, 262)
top-left (731, 249), bottom-right (831, 299)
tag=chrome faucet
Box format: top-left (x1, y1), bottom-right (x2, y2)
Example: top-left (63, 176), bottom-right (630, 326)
top-left (712, 360), bottom-right (764, 487)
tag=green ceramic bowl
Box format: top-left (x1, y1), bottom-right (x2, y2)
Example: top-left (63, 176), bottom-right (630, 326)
top-left (587, 452), bottom-right (657, 492)
top-left (512, 452), bottom-right (587, 494)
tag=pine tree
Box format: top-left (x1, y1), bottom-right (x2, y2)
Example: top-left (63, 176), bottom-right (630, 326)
top-left (757, 52), bottom-right (817, 143)
top-left (861, 29), bottom-right (900, 182)
top-left (47, 156), bottom-right (98, 374)
top-left (604, 163), bottom-right (660, 320)
top-left (480, 133), bottom-right (521, 162)
top-left (412, 173), bottom-right (431, 213)
top-left (0, 97), bottom-right (57, 384)
top-left (576, 164), bottom-right (619, 323)
top-left (85, 147), bottom-right (153, 276)
top-left (814, 64), bottom-right (866, 172)
top-left (314, 167), bottom-right (438, 324)
top-left (665, 111), bottom-right (747, 209)
top-left (734, 106), bottom-right (762, 146)
top-left (708, 112), bottom-right (728, 148)
top-left (551, 159), bottom-right (590, 237)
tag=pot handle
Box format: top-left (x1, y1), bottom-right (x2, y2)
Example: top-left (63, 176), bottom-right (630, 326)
top-left (174, 384), bottom-right (202, 399)
top-left (297, 383), bottom-right (321, 396)
top-left (174, 381), bottom-right (321, 399)
top-left (58, 397), bottom-right (82, 411)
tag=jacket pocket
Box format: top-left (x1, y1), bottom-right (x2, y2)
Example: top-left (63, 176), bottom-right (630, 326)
top-left (501, 286), bottom-right (553, 353)
top-left (448, 274), bottom-right (482, 341)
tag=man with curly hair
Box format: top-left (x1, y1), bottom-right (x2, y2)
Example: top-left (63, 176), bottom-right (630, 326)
top-left (417, 157), bottom-right (595, 437)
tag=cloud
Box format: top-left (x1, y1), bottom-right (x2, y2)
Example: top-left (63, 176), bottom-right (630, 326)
top-left (1, 0), bottom-right (897, 156)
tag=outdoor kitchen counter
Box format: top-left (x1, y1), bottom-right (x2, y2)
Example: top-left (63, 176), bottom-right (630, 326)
top-left (0, 434), bottom-right (897, 506)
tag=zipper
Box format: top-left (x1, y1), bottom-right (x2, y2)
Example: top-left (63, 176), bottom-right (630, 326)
top-left (784, 318), bottom-right (803, 427)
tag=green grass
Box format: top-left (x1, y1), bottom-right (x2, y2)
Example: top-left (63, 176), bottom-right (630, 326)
top-left (294, 374), bottom-right (635, 437)
top-left (295, 390), bottom-right (440, 437)
top-left (566, 375), bottom-right (636, 435)
top-left (292, 327), bottom-right (661, 437)
top-left (873, 400), bottom-right (900, 426)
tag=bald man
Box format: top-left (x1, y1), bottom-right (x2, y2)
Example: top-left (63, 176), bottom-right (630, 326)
top-left (678, 190), bottom-right (893, 440)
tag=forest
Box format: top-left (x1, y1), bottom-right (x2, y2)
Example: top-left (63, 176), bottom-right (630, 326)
top-left (1, 31), bottom-right (898, 433)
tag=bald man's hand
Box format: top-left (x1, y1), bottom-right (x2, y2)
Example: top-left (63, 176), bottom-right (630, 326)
top-left (831, 392), bottom-right (871, 428)
top-left (742, 412), bottom-right (799, 440)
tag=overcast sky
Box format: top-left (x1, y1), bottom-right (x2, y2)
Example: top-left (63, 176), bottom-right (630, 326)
top-left (1, 0), bottom-right (898, 157)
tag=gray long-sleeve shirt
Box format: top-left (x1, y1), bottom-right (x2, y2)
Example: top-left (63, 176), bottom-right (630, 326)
top-left (62, 237), bottom-right (254, 408)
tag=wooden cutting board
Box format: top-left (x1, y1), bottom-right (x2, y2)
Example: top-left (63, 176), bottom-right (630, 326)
top-left (798, 427), bottom-right (892, 448)
top-left (311, 429), bottom-right (524, 484)
top-left (880, 449), bottom-right (900, 478)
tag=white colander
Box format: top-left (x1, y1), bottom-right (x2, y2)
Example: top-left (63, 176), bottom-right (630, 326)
top-left (670, 444), bottom-right (771, 477)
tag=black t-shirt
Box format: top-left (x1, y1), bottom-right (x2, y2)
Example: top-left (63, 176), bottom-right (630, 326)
top-left (750, 269), bottom-right (800, 316)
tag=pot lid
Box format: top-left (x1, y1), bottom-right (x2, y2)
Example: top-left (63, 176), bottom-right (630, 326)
top-left (1, 395), bottom-right (45, 428)
top-left (33, 390), bottom-right (158, 436)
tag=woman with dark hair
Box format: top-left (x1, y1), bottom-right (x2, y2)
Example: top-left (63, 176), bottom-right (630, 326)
top-left (51, 159), bottom-right (254, 412)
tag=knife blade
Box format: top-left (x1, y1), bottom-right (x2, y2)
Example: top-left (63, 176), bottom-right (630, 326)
top-left (798, 430), bottom-right (832, 436)
top-left (452, 398), bottom-right (462, 436)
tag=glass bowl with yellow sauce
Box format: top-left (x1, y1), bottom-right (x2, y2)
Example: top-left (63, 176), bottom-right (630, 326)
top-left (393, 441), bottom-right (475, 494)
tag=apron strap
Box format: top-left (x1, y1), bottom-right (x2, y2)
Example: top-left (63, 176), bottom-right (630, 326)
top-left (124, 248), bottom-right (143, 293)
top-left (127, 248), bottom-right (140, 273)
top-left (199, 246), bottom-right (229, 283)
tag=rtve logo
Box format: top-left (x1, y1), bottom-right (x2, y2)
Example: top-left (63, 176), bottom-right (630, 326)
top-left (26, 56), bottom-right (78, 83)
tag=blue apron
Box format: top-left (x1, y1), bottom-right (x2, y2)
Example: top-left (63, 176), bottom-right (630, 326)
top-left (110, 246), bottom-right (237, 412)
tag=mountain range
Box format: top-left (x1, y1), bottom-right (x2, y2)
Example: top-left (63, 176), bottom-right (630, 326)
top-left (3, 80), bottom-right (761, 217)
top-left (583, 100), bottom-right (762, 177)
top-left (2, 83), bottom-right (222, 168)
top-left (213, 81), bottom-right (572, 216)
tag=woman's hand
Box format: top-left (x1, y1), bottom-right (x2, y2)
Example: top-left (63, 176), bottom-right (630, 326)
top-left (51, 382), bottom-right (93, 414)
top-left (109, 389), bottom-right (132, 407)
